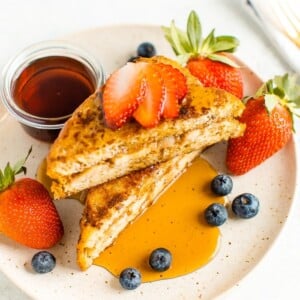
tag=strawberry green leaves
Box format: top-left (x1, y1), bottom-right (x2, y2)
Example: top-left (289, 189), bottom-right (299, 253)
top-left (0, 147), bottom-right (32, 192)
top-left (187, 10), bottom-right (201, 53)
top-left (272, 74), bottom-right (300, 116)
top-left (162, 10), bottom-right (240, 66)
top-left (255, 74), bottom-right (300, 120)
top-left (162, 21), bottom-right (192, 64)
top-left (264, 94), bottom-right (279, 113)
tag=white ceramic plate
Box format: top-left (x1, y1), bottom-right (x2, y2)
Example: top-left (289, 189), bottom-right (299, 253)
top-left (0, 25), bottom-right (297, 300)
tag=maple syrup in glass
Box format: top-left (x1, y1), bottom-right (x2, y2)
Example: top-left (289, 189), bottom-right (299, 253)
top-left (1, 41), bottom-right (103, 142)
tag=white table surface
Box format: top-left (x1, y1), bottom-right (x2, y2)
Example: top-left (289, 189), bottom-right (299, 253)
top-left (0, 0), bottom-right (299, 299)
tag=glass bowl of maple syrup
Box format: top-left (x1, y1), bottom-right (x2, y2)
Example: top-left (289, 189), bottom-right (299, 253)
top-left (0, 40), bottom-right (104, 142)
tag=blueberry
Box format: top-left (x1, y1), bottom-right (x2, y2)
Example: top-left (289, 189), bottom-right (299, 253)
top-left (232, 193), bottom-right (259, 219)
top-left (211, 174), bottom-right (233, 196)
top-left (31, 251), bottom-right (56, 274)
top-left (204, 203), bottom-right (228, 226)
top-left (149, 247), bottom-right (172, 271)
top-left (119, 267), bottom-right (141, 290)
top-left (137, 42), bottom-right (156, 58)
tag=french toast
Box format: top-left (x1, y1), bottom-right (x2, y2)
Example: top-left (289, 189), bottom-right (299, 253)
top-left (77, 150), bottom-right (202, 270)
top-left (47, 57), bottom-right (245, 199)
top-left (45, 56), bottom-right (246, 270)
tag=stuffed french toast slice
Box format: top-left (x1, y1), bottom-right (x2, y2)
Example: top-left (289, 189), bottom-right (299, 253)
top-left (46, 56), bottom-right (245, 199)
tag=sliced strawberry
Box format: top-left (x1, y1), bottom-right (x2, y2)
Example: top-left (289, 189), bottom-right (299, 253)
top-left (172, 67), bottom-right (188, 102)
top-left (102, 62), bottom-right (146, 129)
top-left (102, 60), bottom-right (188, 129)
top-left (161, 90), bottom-right (179, 119)
top-left (133, 64), bottom-right (164, 127)
top-left (154, 63), bottom-right (187, 119)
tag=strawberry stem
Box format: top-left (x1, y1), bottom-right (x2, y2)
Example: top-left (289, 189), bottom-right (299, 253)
top-left (0, 146), bottom-right (32, 192)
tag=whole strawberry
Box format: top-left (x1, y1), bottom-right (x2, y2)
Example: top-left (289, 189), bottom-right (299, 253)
top-left (226, 74), bottom-right (300, 175)
top-left (0, 148), bottom-right (64, 249)
top-left (162, 10), bottom-right (243, 98)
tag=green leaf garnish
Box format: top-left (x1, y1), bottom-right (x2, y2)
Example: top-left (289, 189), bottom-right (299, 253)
top-left (162, 10), bottom-right (240, 66)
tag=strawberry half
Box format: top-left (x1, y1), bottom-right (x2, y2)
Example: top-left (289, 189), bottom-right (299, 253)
top-left (102, 62), bottom-right (146, 129)
top-left (155, 63), bottom-right (187, 118)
